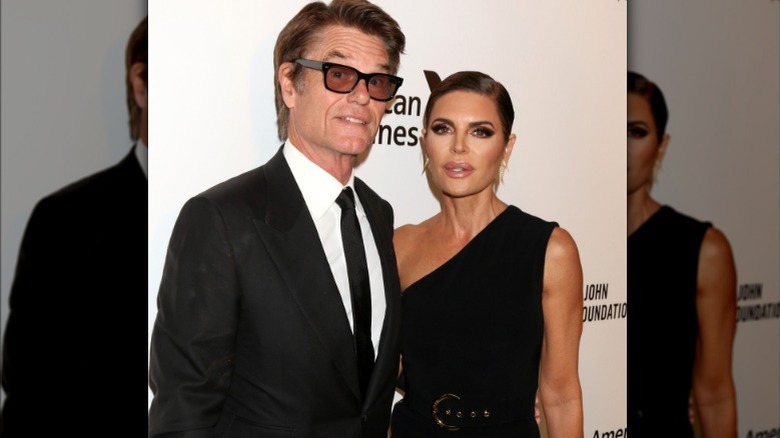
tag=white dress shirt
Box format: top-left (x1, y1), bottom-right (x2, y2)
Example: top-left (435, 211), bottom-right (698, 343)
top-left (283, 141), bottom-right (387, 358)
top-left (134, 139), bottom-right (148, 178)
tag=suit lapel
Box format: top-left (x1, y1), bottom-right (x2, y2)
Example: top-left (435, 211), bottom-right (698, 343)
top-left (355, 179), bottom-right (402, 407)
top-left (250, 149), bottom-right (362, 401)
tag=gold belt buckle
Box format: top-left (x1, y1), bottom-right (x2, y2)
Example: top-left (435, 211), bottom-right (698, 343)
top-left (432, 393), bottom-right (461, 431)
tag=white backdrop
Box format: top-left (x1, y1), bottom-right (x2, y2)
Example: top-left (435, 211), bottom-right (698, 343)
top-left (149, 1), bottom-right (627, 435)
top-left (0, 0), bottom-right (146, 409)
top-left (629, 1), bottom-right (780, 436)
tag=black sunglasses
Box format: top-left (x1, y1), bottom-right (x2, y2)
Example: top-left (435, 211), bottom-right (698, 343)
top-left (294, 58), bottom-right (404, 102)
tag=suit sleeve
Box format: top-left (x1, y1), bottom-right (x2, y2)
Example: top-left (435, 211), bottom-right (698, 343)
top-left (148, 196), bottom-right (240, 437)
top-left (1, 198), bottom-right (68, 432)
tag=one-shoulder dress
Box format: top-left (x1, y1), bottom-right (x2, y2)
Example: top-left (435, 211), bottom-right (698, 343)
top-left (627, 205), bottom-right (711, 438)
top-left (390, 206), bottom-right (557, 437)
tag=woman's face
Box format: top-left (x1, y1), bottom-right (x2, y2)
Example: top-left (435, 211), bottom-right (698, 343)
top-left (627, 92), bottom-right (668, 196)
top-left (423, 90), bottom-right (515, 199)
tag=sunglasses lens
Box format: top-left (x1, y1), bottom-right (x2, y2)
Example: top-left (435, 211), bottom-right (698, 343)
top-left (367, 75), bottom-right (397, 101)
top-left (325, 65), bottom-right (358, 93)
top-left (323, 64), bottom-right (398, 101)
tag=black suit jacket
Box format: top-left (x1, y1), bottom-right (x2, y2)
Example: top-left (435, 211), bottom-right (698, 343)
top-left (1, 147), bottom-right (148, 436)
top-left (148, 148), bottom-right (401, 437)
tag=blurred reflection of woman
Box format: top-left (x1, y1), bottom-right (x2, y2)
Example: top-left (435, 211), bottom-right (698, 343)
top-left (627, 71), bottom-right (737, 438)
top-left (390, 71), bottom-right (584, 437)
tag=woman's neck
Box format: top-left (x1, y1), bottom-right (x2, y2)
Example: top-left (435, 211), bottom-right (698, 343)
top-left (627, 188), bottom-right (662, 236)
top-left (437, 193), bottom-right (507, 242)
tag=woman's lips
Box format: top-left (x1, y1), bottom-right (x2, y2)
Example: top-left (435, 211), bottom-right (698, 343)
top-left (444, 161), bottom-right (474, 178)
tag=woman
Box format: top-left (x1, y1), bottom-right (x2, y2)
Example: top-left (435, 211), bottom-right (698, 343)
top-left (627, 71), bottom-right (737, 438)
top-left (390, 71), bottom-right (584, 437)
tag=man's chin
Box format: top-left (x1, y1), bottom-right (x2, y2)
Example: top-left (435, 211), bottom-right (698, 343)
top-left (334, 137), bottom-right (373, 156)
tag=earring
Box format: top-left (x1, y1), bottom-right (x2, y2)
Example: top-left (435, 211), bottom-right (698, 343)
top-left (422, 156), bottom-right (430, 174)
top-left (499, 162), bottom-right (507, 182)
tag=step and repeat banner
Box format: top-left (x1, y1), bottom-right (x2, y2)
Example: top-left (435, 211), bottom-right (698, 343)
top-left (630, 1), bottom-right (780, 437)
top-left (149, 1), bottom-right (626, 436)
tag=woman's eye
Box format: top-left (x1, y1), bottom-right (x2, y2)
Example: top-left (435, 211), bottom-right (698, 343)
top-left (472, 127), bottom-right (494, 138)
top-left (628, 127), bottom-right (648, 138)
top-left (431, 124), bottom-right (451, 134)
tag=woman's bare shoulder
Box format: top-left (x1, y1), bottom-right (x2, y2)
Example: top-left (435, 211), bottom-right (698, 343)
top-left (697, 226), bottom-right (736, 299)
top-left (700, 226), bottom-right (734, 265)
top-left (394, 222), bottom-right (420, 240)
top-left (394, 217), bottom-right (438, 249)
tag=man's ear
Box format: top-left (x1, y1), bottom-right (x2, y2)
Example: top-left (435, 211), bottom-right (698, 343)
top-left (130, 62), bottom-right (147, 109)
top-left (278, 62), bottom-right (297, 109)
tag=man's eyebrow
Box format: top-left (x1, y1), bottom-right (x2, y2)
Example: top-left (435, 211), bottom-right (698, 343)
top-left (323, 50), bottom-right (390, 73)
top-left (322, 50), bottom-right (347, 62)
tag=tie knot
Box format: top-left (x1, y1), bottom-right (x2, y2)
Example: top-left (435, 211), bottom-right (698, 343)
top-left (336, 187), bottom-right (356, 211)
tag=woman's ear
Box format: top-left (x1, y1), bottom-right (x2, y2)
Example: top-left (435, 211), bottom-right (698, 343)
top-left (503, 133), bottom-right (517, 164)
top-left (656, 133), bottom-right (670, 165)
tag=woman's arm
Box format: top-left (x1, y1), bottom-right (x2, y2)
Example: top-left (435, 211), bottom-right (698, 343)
top-left (692, 227), bottom-right (738, 438)
top-left (539, 227), bottom-right (584, 438)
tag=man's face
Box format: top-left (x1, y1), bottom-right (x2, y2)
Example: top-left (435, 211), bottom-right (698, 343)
top-left (282, 25), bottom-right (391, 163)
top-left (129, 61), bottom-right (148, 145)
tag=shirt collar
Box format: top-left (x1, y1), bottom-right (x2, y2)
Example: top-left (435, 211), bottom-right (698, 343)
top-left (134, 140), bottom-right (148, 178)
top-left (283, 140), bottom-right (362, 220)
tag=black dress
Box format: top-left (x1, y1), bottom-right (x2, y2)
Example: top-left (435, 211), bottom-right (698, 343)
top-left (391, 206), bottom-right (557, 437)
top-left (627, 205), bottom-right (711, 438)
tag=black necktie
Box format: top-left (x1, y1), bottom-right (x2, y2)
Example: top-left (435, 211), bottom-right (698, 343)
top-left (335, 187), bottom-right (374, 398)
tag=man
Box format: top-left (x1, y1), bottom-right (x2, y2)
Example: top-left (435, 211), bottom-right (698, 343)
top-left (147, 1), bottom-right (405, 436)
top-left (0, 16), bottom-right (147, 436)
